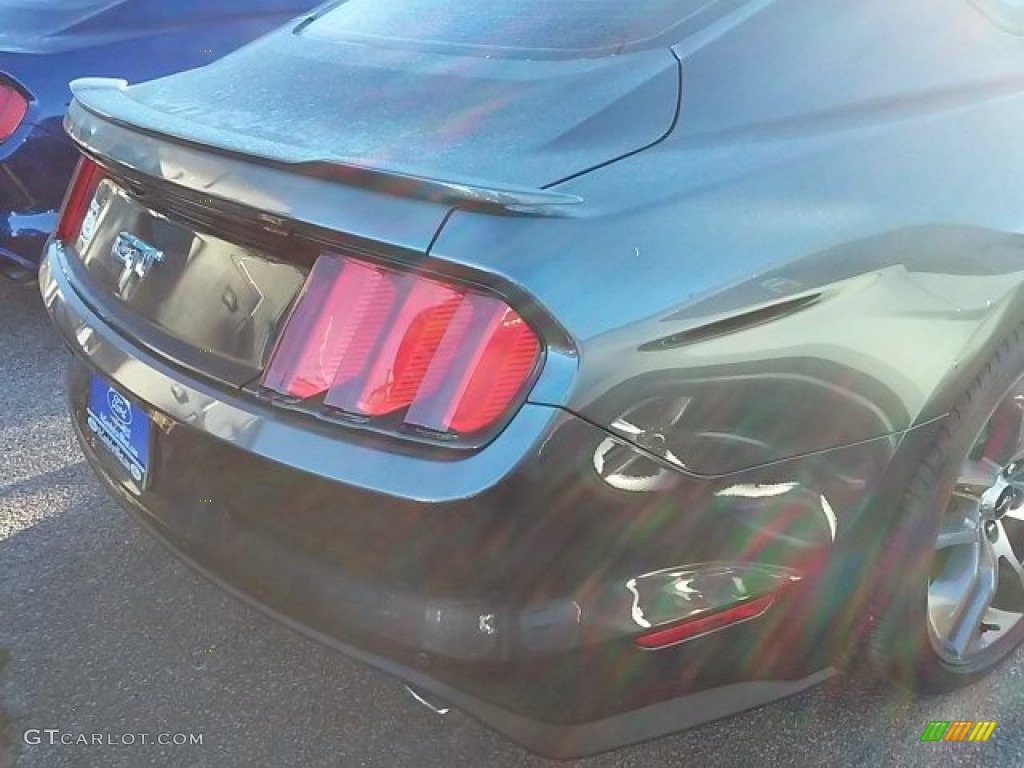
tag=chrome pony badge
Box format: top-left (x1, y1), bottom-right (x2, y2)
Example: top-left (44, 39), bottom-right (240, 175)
top-left (111, 232), bottom-right (163, 299)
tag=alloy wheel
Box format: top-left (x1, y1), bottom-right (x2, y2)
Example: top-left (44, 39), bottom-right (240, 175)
top-left (927, 379), bottom-right (1024, 664)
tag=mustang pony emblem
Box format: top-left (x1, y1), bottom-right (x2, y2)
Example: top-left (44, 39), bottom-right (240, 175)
top-left (111, 232), bottom-right (163, 299)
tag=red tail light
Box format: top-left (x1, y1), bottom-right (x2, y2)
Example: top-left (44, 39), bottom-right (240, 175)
top-left (262, 253), bottom-right (542, 440)
top-left (56, 157), bottom-right (105, 243)
top-left (0, 82), bottom-right (28, 142)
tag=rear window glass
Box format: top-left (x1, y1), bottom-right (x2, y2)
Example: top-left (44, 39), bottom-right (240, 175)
top-left (301, 0), bottom-right (724, 56)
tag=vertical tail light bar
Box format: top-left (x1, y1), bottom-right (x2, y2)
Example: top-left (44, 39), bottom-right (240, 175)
top-left (261, 257), bottom-right (399, 398)
top-left (0, 82), bottom-right (28, 143)
top-left (324, 277), bottom-right (464, 416)
top-left (262, 253), bottom-right (543, 440)
top-left (56, 157), bottom-right (105, 243)
top-left (404, 296), bottom-right (540, 434)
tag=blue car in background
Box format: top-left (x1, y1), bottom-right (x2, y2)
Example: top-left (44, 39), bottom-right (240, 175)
top-left (0, 0), bottom-right (315, 280)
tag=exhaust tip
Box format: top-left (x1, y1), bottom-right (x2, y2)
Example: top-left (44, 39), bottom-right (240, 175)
top-left (403, 684), bottom-right (452, 716)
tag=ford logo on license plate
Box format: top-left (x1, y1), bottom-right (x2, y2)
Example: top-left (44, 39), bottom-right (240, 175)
top-left (86, 375), bottom-right (151, 488)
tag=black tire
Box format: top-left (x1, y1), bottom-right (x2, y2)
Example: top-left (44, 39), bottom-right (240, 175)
top-left (870, 326), bottom-right (1024, 693)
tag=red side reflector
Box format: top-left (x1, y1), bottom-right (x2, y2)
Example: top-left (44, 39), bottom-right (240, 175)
top-left (262, 253), bottom-right (543, 438)
top-left (634, 596), bottom-right (775, 650)
top-left (0, 83), bottom-right (28, 142)
top-left (56, 158), bottom-right (105, 243)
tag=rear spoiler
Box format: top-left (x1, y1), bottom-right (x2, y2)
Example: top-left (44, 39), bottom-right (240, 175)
top-left (66, 78), bottom-right (583, 212)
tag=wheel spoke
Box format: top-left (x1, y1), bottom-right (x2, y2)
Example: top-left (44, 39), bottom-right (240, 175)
top-left (955, 459), bottom-right (1002, 501)
top-left (937, 496), bottom-right (981, 550)
top-left (936, 525), bottom-right (981, 550)
top-left (947, 541), bottom-right (998, 658)
top-left (1004, 506), bottom-right (1024, 524)
top-left (928, 542), bottom-right (981, 647)
top-left (993, 524), bottom-right (1024, 593)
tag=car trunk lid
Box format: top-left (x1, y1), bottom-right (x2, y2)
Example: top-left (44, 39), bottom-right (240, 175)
top-left (57, 30), bottom-right (678, 387)
top-left (95, 26), bottom-right (680, 190)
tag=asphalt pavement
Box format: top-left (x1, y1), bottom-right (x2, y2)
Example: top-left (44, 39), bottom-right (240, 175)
top-left (1, 277), bottom-right (1022, 768)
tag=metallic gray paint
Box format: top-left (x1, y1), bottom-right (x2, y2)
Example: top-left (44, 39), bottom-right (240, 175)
top-left (39, 0), bottom-right (1024, 756)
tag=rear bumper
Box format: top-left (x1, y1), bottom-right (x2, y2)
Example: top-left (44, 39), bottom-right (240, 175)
top-left (41, 238), bottom-right (861, 757)
top-left (81, 450), bottom-right (834, 758)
